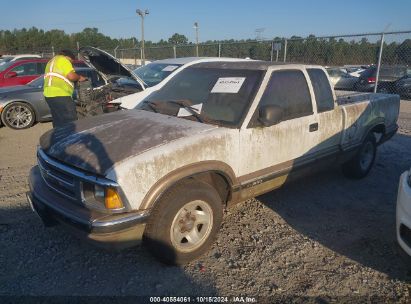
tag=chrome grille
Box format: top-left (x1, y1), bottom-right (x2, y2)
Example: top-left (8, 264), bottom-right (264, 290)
top-left (37, 151), bottom-right (78, 201)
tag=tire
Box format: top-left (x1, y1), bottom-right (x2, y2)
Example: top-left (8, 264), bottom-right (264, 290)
top-left (1, 102), bottom-right (35, 130)
top-left (143, 180), bottom-right (223, 265)
top-left (342, 133), bottom-right (377, 179)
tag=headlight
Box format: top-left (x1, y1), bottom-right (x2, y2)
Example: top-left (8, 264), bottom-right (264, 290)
top-left (83, 183), bottom-right (124, 211)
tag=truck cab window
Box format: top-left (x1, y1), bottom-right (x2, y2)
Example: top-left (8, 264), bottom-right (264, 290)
top-left (258, 70), bottom-right (313, 121)
top-left (307, 68), bottom-right (334, 112)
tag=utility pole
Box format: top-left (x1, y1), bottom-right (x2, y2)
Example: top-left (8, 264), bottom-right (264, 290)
top-left (194, 22), bottom-right (199, 57)
top-left (137, 8), bottom-right (149, 65)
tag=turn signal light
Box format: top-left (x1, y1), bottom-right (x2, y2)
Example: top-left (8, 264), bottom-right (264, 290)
top-left (105, 188), bottom-right (124, 210)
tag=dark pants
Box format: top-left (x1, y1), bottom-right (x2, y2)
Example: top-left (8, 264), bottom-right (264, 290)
top-left (45, 96), bottom-right (78, 128)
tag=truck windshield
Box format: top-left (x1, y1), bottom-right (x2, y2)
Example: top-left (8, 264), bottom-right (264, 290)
top-left (137, 67), bottom-right (263, 127)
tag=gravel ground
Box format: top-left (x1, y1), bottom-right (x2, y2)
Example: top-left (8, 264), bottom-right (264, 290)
top-left (0, 101), bottom-right (411, 302)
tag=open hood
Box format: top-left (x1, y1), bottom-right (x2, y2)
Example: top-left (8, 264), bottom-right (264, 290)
top-left (79, 46), bottom-right (146, 90)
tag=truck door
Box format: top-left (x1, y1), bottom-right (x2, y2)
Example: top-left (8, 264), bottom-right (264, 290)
top-left (306, 68), bottom-right (343, 157)
top-left (238, 68), bottom-right (319, 196)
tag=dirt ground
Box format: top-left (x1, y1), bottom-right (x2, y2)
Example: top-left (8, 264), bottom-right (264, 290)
top-left (0, 101), bottom-right (411, 302)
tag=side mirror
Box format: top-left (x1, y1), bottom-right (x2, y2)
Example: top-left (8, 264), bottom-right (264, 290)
top-left (6, 71), bottom-right (17, 78)
top-left (258, 105), bottom-right (284, 127)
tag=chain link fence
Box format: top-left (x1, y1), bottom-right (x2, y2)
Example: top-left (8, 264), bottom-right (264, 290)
top-left (5, 31), bottom-right (409, 95)
top-left (110, 31), bottom-right (410, 95)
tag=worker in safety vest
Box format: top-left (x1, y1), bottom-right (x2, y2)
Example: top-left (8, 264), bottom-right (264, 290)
top-left (43, 49), bottom-right (87, 128)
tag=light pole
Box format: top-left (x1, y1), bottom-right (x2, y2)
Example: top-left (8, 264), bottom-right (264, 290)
top-left (194, 22), bottom-right (199, 57)
top-left (137, 8), bottom-right (149, 65)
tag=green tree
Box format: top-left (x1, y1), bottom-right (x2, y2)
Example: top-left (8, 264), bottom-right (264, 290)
top-left (168, 33), bottom-right (188, 45)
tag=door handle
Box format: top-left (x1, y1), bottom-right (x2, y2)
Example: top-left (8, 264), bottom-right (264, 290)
top-left (309, 123), bottom-right (318, 132)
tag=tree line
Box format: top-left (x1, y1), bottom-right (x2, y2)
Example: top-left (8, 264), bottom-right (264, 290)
top-left (0, 27), bottom-right (410, 66)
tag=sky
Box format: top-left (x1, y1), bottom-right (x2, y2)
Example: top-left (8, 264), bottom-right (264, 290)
top-left (1, 0), bottom-right (410, 42)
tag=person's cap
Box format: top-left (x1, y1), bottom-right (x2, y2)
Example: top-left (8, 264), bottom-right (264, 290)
top-left (58, 49), bottom-right (76, 60)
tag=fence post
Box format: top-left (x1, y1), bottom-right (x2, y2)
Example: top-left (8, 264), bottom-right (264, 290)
top-left (51, 46), bottom-right (55, 57)
top-left (114, 46), bottom-right (119, 58)
top-left (218, 43), bottom-right (221, 57)
top-left (283, 39), bottom-right (287, 62)
top-left (270, 41), bottom-right (274, 62)
top-left (374, 33), bottom-right (385, 93)
top-left (76, 41), bottom-right (80, 59)
top-left (173, 45), bottom-right (177, 58)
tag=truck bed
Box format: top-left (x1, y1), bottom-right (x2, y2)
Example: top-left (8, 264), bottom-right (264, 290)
top-left (335, 90), bottom-right (399, 105)
top-left (335, 90), bottom-right (400, 149)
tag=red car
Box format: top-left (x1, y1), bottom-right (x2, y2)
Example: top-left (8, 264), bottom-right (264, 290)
top-left (0, 59), bottom-right (88, 87)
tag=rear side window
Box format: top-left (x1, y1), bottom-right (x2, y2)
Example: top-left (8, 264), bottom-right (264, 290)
top-left (37, 62), bottom-right (47, 74)
top-left (307, 69), bottom-right (334, 112)
top-left (10, 63), bottom-right (38, 76)
top-left (259, 70), bottom-right (313, 120)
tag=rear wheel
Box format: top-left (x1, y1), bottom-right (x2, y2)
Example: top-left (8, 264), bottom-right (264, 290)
top-left (1, 102), bottom-right (35, 130)
top-left (342, 133), bottom-right (377, 179)
top-left (143, 180), bottom-right (223, 265)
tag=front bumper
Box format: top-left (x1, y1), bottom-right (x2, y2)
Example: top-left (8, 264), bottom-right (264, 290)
top-left (28, 166), bottom-right (149, 249)
top-left (396, 170), bottom-right (411, 256)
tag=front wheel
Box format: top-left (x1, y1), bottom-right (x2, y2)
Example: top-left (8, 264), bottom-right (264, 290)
top-left (1, 102), bottom-right (35, 130)
top-left (143, 180), bottom-right (223, 265)
top-left (342, 133), bottom-right (377, 179)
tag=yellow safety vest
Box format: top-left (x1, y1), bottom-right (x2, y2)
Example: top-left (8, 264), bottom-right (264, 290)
top-left (43, 55), bottom-right (75, 98)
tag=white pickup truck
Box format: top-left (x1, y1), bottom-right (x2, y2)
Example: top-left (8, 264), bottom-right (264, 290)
top-left (28, 61), bottom-right (399, 264)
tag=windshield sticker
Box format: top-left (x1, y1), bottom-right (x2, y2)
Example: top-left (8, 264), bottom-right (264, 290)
top-left (211, 77), bottom-right (246, 94)
top-left (177, 103), bottom-right (203, 117)
top-left (162, 65), bottom-right (179, 72)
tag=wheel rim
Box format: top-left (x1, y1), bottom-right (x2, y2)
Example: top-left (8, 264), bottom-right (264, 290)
top-left (170, 200), bottom-right (213, 253)
top-left (4, 104), bottom-right (32, 128)
top-left (359, 141), bottom-right (374, 171)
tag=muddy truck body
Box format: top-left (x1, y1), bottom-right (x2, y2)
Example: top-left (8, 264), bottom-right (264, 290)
top-left (28, 61), bottom-right (399, 264)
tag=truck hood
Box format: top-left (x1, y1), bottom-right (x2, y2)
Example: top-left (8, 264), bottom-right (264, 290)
top-left (79, 46), bottom-right (146, 90)
top-left (39, 110), bottom-right (218, 175)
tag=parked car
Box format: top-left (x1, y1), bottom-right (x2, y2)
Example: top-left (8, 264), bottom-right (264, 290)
top-left (326, 67), bottom-right (358, 90)
top-left (0, 59), bottom-right (48, 88)
top-left (28, 61), bottom-right (399, 265)
top-left (0, 67), bottom-right (116, 130)
top-left (396, 168), bottom-right (411, 264)
top-left (0, 59), bottom-right (88, 88)
top-left (355, 65), bottom-right (408, 93)
top-left (394, 68), bottom-right (411, 98)
top-left (112, 57), bottom-right (253, 109)
top-left (0, 54), bottom-right (42, 64)
top-left (342, 65), bottom-right (369, 78)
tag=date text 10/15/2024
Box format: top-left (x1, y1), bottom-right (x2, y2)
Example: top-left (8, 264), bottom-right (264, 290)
top-left (149, 296), bottom-right (257, 303)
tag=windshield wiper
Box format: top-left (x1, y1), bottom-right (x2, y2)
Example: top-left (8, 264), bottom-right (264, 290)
top-left (164, 99), bottom-right (204, 123)
top-left (142, 99), bottom-right (223, 126)
top-left (164, 99), bottom-right (224, 126)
